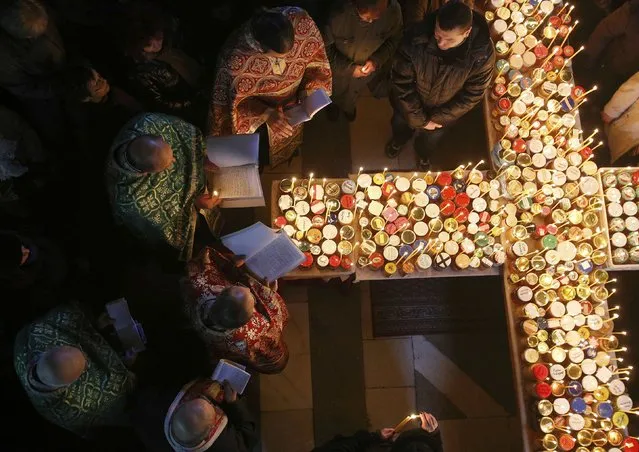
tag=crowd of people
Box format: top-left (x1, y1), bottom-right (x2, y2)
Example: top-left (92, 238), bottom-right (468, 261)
top-left (1, 0), bottom-right (638, 450)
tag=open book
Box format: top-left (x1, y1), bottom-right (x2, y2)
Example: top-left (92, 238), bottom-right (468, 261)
top-left (222, 222), bottom-right (305, 282)
top-left (285, 89), bottom-right (332, 126)
top-left (206, 133), bottom-right (265, 208)
top-left (105, 298), bottom-right (146, 353)
top-left (212, 359), bottom-right (251, 395)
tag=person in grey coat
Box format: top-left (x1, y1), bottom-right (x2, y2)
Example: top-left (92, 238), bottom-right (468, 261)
top-left (324, 0), bottom-right (403, 121)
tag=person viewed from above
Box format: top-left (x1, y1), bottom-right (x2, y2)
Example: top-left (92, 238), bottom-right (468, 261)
top-left (13, 303), bottom-right (136, 438)
top-left (385, 0), bottom-right (494, 170)
top-left (324, 0), bottom-right (403, 122)
top-left (133, 377), bottom-right (259, 452)
top-left (105, 112), bottom-right (221, 262)
top-left (209, 6), bottom-right (332, 169)
top-left (584, 0), bottom-right (639, 100)
top-left (312, 411), bottom-right (443, 452)
top-left (182, 246), bottom-right (289, 374)
top-left (602, 71), bottom-right (639, 166)
top-left (0, 0), bottom-right (67, 148)
top-left (121, 0), bottom-right (203, 124)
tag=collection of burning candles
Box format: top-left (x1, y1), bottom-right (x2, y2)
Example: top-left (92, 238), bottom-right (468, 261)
top-left (486, 0), bottom-right (638, 449)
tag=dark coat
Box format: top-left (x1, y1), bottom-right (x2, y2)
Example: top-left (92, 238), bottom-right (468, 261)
top-left (324, 0), bottom-right (403, 76)
top-left (313, 428), bottom-right (444, 452)
top-left (133, 384), bottom-right (259, 452)
top-left (390, 11), bottom-right (494, 128)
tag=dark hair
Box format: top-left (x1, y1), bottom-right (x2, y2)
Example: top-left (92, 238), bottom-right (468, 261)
top-left (207, 287), bottom-right (253, 329)
top-left (250, 10), bottom-right (294, 54)
top-left (436, 0), bottom-right (472, 31)
top-left (122, 0), bottom-right (168, 56)
top-left (0, 231), bottom-right (23, 274)
top-left (63, 64), bottom-right (95, 102)
top-left (355, 0), bottom-right (387, 11)
top-left (0, 0), bottom-right (48, 39)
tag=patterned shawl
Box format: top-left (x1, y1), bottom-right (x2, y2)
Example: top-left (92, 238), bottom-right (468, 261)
top-left (13, 303), bottom-right (134, 437)
top-left (106, 113), bottom-right (206, 261)
top-left (209, 7), bottom-right (332, 167)
top-left (164, 379), bottom-right (228, 452)
top-left (182, 247), bottom-right (290, 374)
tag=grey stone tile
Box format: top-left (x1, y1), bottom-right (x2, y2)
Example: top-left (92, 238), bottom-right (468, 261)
top-left (360, 282), bottom-right (373, 340)
top-left (414, 370), bottom-right (466, 421)
top-left (438, 418), bottom-right (512, 452)
top-left (350, 96), bottom-right (398, 173)
top-left (261, 409), bottom-right (315, 452)
top-left (284, 303), bottom-right (311, 357)
top-left (365, 387), bottom-right (417, 431)
top-left (278, 283), bottom-right (309, 304)
top-left (363, 338), bottom-right (415, 388)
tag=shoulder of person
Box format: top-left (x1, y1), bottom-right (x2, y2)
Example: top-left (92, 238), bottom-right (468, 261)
top-left (328, 0), bottom-right (354, 21)
top-left (468, 12), bottom-right (494, 61)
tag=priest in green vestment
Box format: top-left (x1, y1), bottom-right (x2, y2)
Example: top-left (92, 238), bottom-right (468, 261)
top-left (106, 112), bottom-right (221, 261)
top-left (14, 303), bottom-right (136, 437)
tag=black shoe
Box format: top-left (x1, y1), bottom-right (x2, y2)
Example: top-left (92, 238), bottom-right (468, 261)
top-left (344, 108), bottom-right (357, 122)
top-left (418, 158), bottom-right (431, 171)
top-left (326, 104), bottom-right (340, 122)
top-left (385, 140), bottom-right (403, 158)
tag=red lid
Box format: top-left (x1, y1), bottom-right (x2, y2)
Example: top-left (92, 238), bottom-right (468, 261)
top-left (493, 84), bottom-right (507, 96)
top-left (455, 193), bottom-right (470, 208)
top-left (436, 172), bottom-right (452, 187)
top-left (340, 194), bottom-right (355, 209)
top-left (513, 138), bottom-right (527, 153)
top-left (549, 16), bottom-right (562, 27)
top-left (554, 135), bottom-right (567, 147)
top-left (312, 215), bottom-right (326, 228)
top-left (542, 60), bottom-right (554, 72)
top-left (311, 199), bottom-right (326, 214)
top-left (394, 217), bottom-right (410, 231)
top-left (579, 146), bottom-right (593, 159)
top-left (531, 363), bottom-right (549, 380)
top-left (478, 223), bottom-right (490, 233)
top-left (300, 252), bottom-right (314, 268)
top-left (581, 301), bottom-right (593, 315)
top-left (559, 434), bottom-right (576, 451)
top-left (623, 438), bottom-right (639, 452)
top-left (329, 255), bottom-right (341, 268)
top-left (440, 200), bottom-right (455, 217)
top-left (535, 225), bottom-right (547, 237)
top-left (633, 170), bottom-right (639, 185)
top-left (274, 216), bottom-right (287, 228)
top-left (536, 382), bottom-right (552, 398)
top-left (534, 43), bottom-right (549, 59)
top-left (572, 86), bottom-right (585, 98)
top-left (370, 252), bottom-right (384, 269)
top-left (561, 13), bottom-right (572, 25)
top-left (479, 211), bottom-right (490, 223)
top-left (381, 182), bottom-right (396, 197)
top-left (340, 256), bottom-right (353, 270)
top-left (498, 98), bottom-right (511, 112)
top-left (563, 45), bottom-right (574, 57)
top-left (546, 223), bottom-right (558, 235)
top-left (454, 207), bottom-right (469, 223)
top-left (441, 185), bottom-right (456, 201)
top-left (551, 45), bottom-right (563, 57)
top-left (558, 24), bottom-right (570, 37)
top-left (533, 193), bottom-right (546, 204)
top-left (553, 55), bottom-right (565, 68)
top-left (541, 206), bottom-right (552, 217)
top-left (385, 222), bottom-right (398, 235)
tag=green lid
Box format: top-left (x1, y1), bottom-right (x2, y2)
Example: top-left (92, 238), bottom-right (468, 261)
top-left (542, 234), bottom-right (558, 250)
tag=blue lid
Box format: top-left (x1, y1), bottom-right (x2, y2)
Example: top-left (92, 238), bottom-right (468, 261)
top-left (571, 397), bottom-right (587, 414)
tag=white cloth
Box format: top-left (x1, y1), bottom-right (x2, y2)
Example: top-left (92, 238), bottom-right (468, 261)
top-left (604, 71), bottom-right (639, 162)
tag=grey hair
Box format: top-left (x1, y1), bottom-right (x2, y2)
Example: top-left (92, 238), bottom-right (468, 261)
top-left (0, 0), bottom-right (48, 40)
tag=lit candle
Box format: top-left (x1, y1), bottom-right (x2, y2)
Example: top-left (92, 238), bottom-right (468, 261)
top-left (213, 190), bottom-right (219, 197)
top-left (410, 172), bottom-right (418, 181)
top-left (559, 20), bottom-right (578, 48)
top-left (357, 166), bottom-right (363, 177)
top-left (590, 141), bottom-right (604, 152)
top-left (395, 252), bottom-right (410, 266)
top-left (393, 414), bottom-right (419, 432)
top-left (322, 178), bottom-right (327, 187)
top-left (577, 85), bottom-right (598, 99)
top-left (382, 167), bottom-right (388, 178)
top-left (308, 173), bottom-right (314, 190)
top-left (562, 45), bottom-right (585, 67)
top-left (291, 177), bottom-right (297, 188)
top-left (555, 2), bottom-right (570, 17)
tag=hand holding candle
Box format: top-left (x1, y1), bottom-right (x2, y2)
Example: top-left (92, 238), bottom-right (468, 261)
top-left (393, 413), bottom-right (419, 432)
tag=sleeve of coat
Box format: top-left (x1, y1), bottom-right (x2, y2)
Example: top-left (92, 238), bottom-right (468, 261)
top-left (585, 3), bottom-right (628, 67)
top-left (220, 400), bottom-right (260, 451)
top-left (369, 4), bottom-right (404, 69)
top-left (603, 71), bottom-right (639, 120)
top-left (324, 5), bottom-right (356, 74)
top-left (428, 48), bottom-right (495, 126)
top-left (390, 35), bottom-right (428, 129)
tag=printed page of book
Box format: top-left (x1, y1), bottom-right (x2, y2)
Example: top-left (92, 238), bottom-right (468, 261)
top-left (245, 232), bottom-right (305, 281)
top-left (206, 133), bottom-right (259, 168)
top-left (211, 360), bottom-right (251, 394)
top-left (211, 165), bottom-right (263, 203)
top-left (221, 222), bottom-right (277, 261)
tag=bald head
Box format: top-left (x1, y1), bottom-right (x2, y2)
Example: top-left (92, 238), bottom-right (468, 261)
top-left (205, 285), bottom-right (256, 330)
top-left (36, 346), bottom-right (86, 388)
top-left (171, 399), bottom-right (218, 446)
top-left (1, 0), bottom-right (49, 40)
top-left (128, 135), bottom-right (175, 173)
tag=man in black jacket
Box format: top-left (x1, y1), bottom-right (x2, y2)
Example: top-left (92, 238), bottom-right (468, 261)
top-left (385, 0), bottom-right (494, 169)
top-left (313, 411), bottom-right (443, 452)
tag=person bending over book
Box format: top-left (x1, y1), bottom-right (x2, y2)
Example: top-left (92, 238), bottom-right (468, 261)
top-left (312, 412), bottom-right (443, 452)
top-left (181, 246), bottom-right (290, 374)
top-left (106, 112), bottom-right (221, 262)
top-left (133, 377), bottom-right (259, 452)
top-left (208, 6), bottom-right (332, 169)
